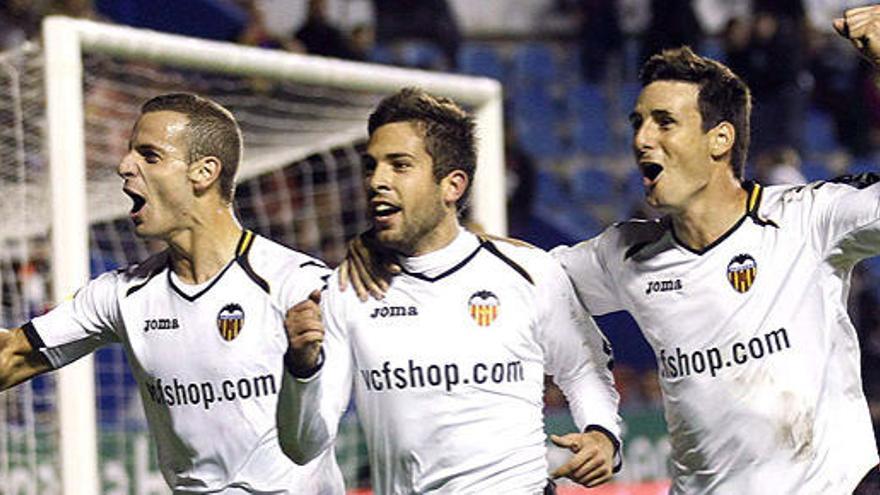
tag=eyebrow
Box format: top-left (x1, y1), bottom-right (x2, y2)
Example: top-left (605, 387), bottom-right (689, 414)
top-left (134, 143), bottom-right (163, 155)
top-left (651, 109), bottom-right (674, 120)
top-left (384, 152), bottom-right (415, 160)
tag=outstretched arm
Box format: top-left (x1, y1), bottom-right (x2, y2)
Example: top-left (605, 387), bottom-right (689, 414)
top-left (0, 326), bottom-right (52, 391)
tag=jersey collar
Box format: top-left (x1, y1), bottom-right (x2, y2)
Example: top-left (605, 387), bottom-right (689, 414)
top-left (670, 181), bottom-right (776, 256)
top-left (167, 230), bottom-right (258, 302)
top-left (398, 228), bottom-right (481, 281)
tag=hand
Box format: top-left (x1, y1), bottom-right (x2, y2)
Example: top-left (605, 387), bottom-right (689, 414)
top-left (284, 290), bottom-right (324, 376)
top-left (338, 232), bottom-right (399, 301)
top-left (834, 5), bottom-right (880, 67)
top-left (549, 430), bottom-right (616, 488)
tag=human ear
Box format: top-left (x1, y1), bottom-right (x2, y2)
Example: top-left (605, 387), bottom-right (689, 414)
top-left (442, 169), bottom-right (469, 206)
top-left (710, 122), bottom-right (735, 159)
top-left (189, 156), bottom-right (222, 194)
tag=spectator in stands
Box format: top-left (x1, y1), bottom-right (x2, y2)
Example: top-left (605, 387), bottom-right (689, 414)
top-left (505, 122), bottom-right (536, 238)
top-left (47, 0), bottom-right (95, 19)
top-left (237, 0), bottom-right (292, 50)
top-left (576, 0), bottom-right (624, 83)
top-left (349, 24), bottom-right (376, 62)
top-left (753, 146), bottom-right (807, 185)
top-left (724, 6), bottom-right (808, 153)
top-left (295, 0), bottom-right (361, 61)
top-left (0, 0), bottom-right (36, 50)
top-left (641, 0), bottom-right (702, 63)
top-left (807, 20), bottom-right (871, 155)
top-left (371, 0), bottom-right (461, 70)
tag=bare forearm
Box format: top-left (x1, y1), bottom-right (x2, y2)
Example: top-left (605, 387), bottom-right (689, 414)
top-left (0, 327), bottom-right (51, 391)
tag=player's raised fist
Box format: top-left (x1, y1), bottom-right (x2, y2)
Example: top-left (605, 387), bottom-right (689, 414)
top-left (284, 290), bottom-right (324, 376)
top-left (834, 5), bottom-right (880, 67)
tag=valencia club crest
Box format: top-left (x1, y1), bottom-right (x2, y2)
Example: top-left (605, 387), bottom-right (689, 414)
top-left (468, 290), bottom-right (500, 327)
top-left (727, 254), bottom-right (757, 293)
top-left (217, 303), bottom-right (245, 341)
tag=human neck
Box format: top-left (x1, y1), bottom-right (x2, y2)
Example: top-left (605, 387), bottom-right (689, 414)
top-left (669, 176), bottom-right (749, 252)
top-left (166, 205), bottom-right (242, 284)
top-left (403, 214), bottom-right (461, 258)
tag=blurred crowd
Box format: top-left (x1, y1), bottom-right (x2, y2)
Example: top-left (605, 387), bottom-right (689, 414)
top-left (3, 0), bottom-right (880, 449)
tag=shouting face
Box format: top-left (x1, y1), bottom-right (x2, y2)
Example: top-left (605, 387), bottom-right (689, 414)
top-left (363, 121), bottom-right (462, 256)
top-left (117, 110), bottom-right (195, 239)
top-left (630, 81), bottom-right (718, 213)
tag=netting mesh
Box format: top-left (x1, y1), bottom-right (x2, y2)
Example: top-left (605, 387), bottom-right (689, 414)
top-left (1, 41), bottom-right (384, 493)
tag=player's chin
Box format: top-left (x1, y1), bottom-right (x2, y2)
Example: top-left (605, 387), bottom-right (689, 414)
top-left (374, 233), bottom-right (403, 251)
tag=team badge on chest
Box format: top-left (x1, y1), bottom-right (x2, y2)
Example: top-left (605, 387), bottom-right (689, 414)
top-left (217, 303), bottom-right (245, 341)
top-left (727, 254), bottom-right (757, 293)
top-left (468, 290), bottom-right (499, 327)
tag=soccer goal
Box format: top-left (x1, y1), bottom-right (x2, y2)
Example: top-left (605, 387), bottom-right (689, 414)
top-left (0, 16), bottom-right (504, 494)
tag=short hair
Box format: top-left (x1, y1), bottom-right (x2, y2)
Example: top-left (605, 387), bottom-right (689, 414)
top-left (140, 93), bottom-right (243, 203)
top-left (640, 46), bottom-right (752, 179)
top-left (368, 87), bottom-right (477, 211)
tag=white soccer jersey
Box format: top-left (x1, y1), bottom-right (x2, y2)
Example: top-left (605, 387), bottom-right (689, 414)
top-left (284, 229), bottom-right (621, 495)
top-left (26, 231), bottom-right (344, 494)
top-left (552, 181), bottom-right (880, 494)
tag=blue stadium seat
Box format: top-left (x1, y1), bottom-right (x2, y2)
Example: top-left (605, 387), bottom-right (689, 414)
top-left (802, 108), bottom-right (839, 154)
top-left (800, 160), bottom-right (829, 182)
top-left (564, 208), bottom-right (604, 238)
top-left (512, 43), bottom-right (557, 86)
top-left (568, 83), bottom-right (612, 154)
top-left (619, 81), bottom-right (641, 115)
top-left (535, 168), bottom-right (567, 207)
top-left (512, 85), bottom-right (564, 157)
top-left (368, 44), bottom-right (396, 65)
top-left (572, 167), bottom-right (616, 203)
top-left (848, 158), bottom-right (876, 176)
top-left (399, 42), bottom-right (447, 70)
top-left (458, 43), bottom-right (505, 82)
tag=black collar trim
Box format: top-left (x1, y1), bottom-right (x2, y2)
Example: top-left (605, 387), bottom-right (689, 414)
top-left (168, 230), bottom-right (251, 302)
top-left (402, 237), bottom-right (535, 285)
top-left (671, 183), bottom-right (759, 256)
top-left (236, 231), bottom-right (270, 294)
top-left (402, 242), bottom-right (484, 282)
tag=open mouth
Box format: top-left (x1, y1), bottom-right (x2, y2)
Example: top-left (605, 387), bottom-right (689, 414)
top-left (371, 201), bottom-right (401, 219)
top-left (124, 189), bottom-right (147, 215)
top-left (640, 162), bottom-right (664, 184)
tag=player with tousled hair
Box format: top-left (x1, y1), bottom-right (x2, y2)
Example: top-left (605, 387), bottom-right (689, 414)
top-left (0, 93), bottom-right (344, 494)
top-left (339, 6), bottom-right (880, 494)
top-left (278, 87), bottom-right (623, 494)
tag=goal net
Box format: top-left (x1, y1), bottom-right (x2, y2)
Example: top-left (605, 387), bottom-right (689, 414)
top-left (0, 17), bottom-right (504, 495)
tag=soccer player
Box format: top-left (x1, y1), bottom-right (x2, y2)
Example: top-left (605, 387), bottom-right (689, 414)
top-left (277, 88), bottom-right (622, 494)
top-left (340, 6), bottom-right (880, 494)
top-left (0, 93), bottom-right (344, 494)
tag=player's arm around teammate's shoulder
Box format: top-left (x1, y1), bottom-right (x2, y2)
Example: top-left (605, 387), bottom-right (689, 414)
top-left (0, 326), bottom-right (51, 391)
top-left (338, 229), bottom-right (537, 300)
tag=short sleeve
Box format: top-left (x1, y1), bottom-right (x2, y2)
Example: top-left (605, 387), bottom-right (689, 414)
top-left (805, 178), bottom-right (880, 267)
top-left (28, 270), bottom-right (123, 368)
top-left (277, 256), bottom-right (332, 310)
top-left (551, 232), bottom-right (624, 317)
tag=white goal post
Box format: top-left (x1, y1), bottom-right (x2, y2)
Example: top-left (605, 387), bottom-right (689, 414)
top-left (39, 16), bottom-right (505, 495)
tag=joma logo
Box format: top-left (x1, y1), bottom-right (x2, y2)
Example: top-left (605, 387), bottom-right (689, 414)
top-left (143, 318), bottom-right (180, 332)
top-left (645, 279), bottom-right (683, 295)
top-left (369, 306), bottom-right (418, 318)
